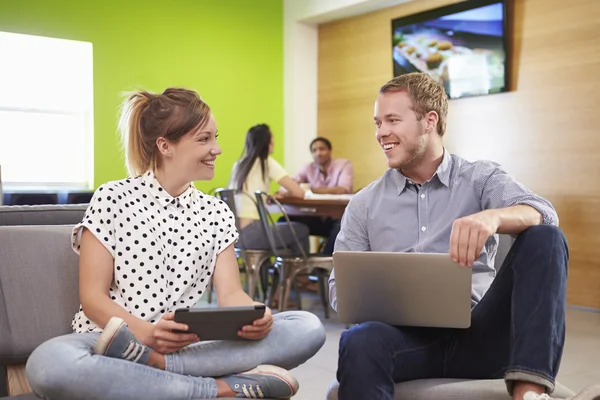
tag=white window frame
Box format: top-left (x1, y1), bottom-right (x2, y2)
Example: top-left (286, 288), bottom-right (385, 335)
top-left (0, 31), bottom-right (94, 191)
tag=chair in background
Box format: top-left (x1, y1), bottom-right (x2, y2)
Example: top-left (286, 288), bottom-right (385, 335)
top-left (208, 188), bottom-right (273, 303)
top-left (254, 191), bottom-right (333, 318)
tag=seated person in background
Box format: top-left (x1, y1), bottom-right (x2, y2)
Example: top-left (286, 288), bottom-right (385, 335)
top-left (328, 72), bottom-right (579, 400)
top-left (284, 137), bottom-right (354, 257)
top-left (230, 123), bottom-right (310, 256)
top-left (26, 88), bottom-right (326, 400)
top-left (295, 137), bottom-right (353, 195)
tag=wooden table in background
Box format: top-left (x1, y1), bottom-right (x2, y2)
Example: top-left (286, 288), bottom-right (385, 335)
top-left (271, 197), bottom-right (351, 219)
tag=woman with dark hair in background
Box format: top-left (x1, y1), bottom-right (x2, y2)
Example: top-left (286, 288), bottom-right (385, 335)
top-left (230, 123), bottom-right (310, 255)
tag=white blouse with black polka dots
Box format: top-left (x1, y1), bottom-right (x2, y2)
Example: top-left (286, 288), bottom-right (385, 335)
top-left (71, 171), bottom-right (238, 333)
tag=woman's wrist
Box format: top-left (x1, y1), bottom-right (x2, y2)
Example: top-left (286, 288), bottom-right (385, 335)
top-left (128, 319), bottom-right (154, 345)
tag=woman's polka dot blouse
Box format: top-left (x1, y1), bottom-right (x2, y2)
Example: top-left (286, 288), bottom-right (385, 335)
top-left (70, 171), bottom-right (238, 333)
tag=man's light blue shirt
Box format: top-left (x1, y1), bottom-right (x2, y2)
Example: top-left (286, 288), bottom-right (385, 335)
top-left (328, 150), bottom-right (558, 310)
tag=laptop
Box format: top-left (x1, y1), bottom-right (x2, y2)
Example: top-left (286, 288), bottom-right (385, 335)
top-left (332, 251), bottom-right (472, 329)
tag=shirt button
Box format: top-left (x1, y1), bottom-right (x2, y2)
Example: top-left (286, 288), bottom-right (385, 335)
top-left (421, 226), bottom-right (427, 232)
top-left (408, 180), bottom-right (414, 185)
top-left (420, 194), bottom-right (425, 199)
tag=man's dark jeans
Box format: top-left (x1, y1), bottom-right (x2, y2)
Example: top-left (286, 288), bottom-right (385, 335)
top-left (337, 225), bottom-right (569, 400)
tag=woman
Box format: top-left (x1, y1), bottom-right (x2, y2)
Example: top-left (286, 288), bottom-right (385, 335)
top-left (231, 124), bottom-right (310, 255)
top-left (25, 88), bottom-right (326, 400)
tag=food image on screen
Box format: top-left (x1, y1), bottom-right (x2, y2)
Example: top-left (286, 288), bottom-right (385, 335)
top-left (392, 1), bottom-right (507, 99)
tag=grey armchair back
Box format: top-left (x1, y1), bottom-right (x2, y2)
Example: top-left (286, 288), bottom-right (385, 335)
top-left (0, 226), bottom-right (79, 398)
top-left (0, 205), bottom-right (87, 226)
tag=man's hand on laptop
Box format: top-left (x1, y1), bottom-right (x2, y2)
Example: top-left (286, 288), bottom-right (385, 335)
top-left (450, 210), bottom-right (500, 267)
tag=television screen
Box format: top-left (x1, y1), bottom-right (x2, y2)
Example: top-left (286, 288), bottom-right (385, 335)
top-left (391, 0), bottom-right (508, 99)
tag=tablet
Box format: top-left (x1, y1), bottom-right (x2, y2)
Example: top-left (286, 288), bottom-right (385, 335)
top-left (174, 305), bottom-right (266, 341)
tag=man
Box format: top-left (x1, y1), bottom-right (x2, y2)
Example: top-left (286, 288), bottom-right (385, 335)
top-left (328, 72), bottom-right (574, 400)
top-left (294, 137), bottom-right (353, 195)
top-left (287, 137), bottom-right (354, 256)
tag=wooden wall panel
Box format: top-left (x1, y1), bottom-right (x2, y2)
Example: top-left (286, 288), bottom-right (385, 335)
top-left (318, 0), bottom-right (600, 307)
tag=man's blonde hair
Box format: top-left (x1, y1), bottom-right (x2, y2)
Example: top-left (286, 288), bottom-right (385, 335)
top-left (379, 73), bottom-right (448, 136)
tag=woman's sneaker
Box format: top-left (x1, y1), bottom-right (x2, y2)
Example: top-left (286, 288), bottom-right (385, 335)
top-left (220, 365), bottom-right (299, 399)
top-left (93, 317), bottom-right (150, 365)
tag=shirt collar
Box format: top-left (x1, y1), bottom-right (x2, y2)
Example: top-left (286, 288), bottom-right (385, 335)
top-left (141, 170), bottom-right (196, 208)
top-left (390, 169), bottom-right (408, 195)
top-left (390, 148), bottom-right (452, 194)
top-left (436, 149), bottom-right (452, 188)
top-left (313, 161), bottom-right (330, 176)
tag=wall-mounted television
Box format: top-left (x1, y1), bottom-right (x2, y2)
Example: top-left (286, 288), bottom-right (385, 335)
top-left (391, 0), bottom-right (509, 100)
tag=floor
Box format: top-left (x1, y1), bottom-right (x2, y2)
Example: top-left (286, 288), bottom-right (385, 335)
top-left (198, 289), bottom-right (600, 399)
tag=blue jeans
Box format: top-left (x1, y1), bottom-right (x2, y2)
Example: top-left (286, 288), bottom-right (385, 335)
top-left (337, 225), bottom-right (569, 400)
top-left (26, 311), bottom-right (326, 400)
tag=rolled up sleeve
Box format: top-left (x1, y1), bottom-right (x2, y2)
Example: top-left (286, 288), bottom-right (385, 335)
top-left (478, 164), bottom-right (558, 226)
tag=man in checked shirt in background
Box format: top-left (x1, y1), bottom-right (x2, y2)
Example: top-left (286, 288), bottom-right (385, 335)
top-left (329, 72), bottom-right (598, 400)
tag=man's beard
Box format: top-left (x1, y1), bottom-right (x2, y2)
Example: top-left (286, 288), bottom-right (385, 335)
top-left (393, 128), bottom-right (427, 170)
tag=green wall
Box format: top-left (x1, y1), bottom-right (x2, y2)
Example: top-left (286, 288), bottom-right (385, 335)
top-left (0, 0), bottom-right (283, 192)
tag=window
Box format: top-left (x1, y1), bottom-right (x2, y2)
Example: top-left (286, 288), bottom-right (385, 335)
top-left (0, 31), bottom-right (94, 190)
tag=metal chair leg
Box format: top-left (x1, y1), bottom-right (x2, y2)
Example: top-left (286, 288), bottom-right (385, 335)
top-left (206, 276), bottom-right (214, 303)
top-left (293, 280), bottom-right (302, 310)
top-left (265, 266), bottom-right (279, 308)
top-left (316, 270), bottom-right (330, 319)
top-left (259, 259), bottom-right (271, 302)
top-left (243, 253), bottom-right (270, 300)
top-left (280, 264), bottom-right (307, 311)
top-left (279, 263), bottom-right (292, 312)
top-left (246, 271), bottom-right (258, 301)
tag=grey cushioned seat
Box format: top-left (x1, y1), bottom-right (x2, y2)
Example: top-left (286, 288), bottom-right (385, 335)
top-left (0, 225), bottom-right (274, 399)
top-left (0, 205), bottom-right (87, 226)
top-left (0, 395), bottom-right (243, 400)
top-left (326, 379), bottom-right (575, 400)
top-left (1, 394), bottom-right (40, 400)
